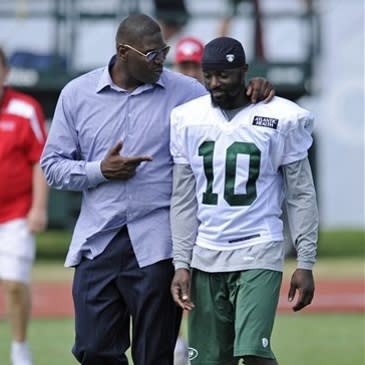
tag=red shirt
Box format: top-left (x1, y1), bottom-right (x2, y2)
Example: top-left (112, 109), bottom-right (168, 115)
top-left (0, 87), bottom-right (47, 223)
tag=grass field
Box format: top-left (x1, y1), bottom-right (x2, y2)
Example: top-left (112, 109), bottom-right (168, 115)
top-left (0, 314), bottom-right (364, 365)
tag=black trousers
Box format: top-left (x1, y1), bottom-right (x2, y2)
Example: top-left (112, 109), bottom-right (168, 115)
top-left (72, 226), bottom-right (182, 365)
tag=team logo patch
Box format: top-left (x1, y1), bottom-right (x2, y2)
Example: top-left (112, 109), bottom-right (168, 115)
top-left (226, 54), bottom-right (235, 62)
top-left (188, 347), bottom-right (199, 360)
top-left (253, 116), bottom-right (279, 129)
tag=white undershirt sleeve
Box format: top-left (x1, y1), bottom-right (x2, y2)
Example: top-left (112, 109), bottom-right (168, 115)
top-left (170, 163), bottom-right (199, 270)
top-left (282, 157), bottom-right (319, 270)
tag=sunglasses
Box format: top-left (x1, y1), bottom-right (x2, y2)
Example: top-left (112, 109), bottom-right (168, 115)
top-left (121, 44), bottom-right (170, 63)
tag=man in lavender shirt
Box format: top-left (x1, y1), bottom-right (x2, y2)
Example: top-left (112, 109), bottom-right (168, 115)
top-left (41, 13), bottom-right (274, 365)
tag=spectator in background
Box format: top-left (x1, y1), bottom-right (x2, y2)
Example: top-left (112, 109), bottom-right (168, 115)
top-left (0, 47), bottom-right (48, 365)
top-left (174, 36), bottom-right (204, 82)
top-left (154, 0), bottom-right (190, 41)
top-left (218, 0), bottom-right (246, 37)
top-left (218, 0), bottom-right (266, 60)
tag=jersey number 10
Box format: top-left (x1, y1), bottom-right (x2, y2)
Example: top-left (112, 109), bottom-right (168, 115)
top-left (199, 141), bottom-right (261, 206)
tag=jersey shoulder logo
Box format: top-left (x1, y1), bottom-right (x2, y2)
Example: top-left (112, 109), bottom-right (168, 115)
top-left (253, 115), bottom-right (279, 129)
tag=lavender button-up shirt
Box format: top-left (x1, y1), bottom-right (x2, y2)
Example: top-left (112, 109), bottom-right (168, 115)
top-left (41, 57), bottom-right (206, 267)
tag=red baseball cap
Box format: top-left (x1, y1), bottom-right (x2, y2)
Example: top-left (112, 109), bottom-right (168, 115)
top-left (175, 36), bottom-right (204, 64)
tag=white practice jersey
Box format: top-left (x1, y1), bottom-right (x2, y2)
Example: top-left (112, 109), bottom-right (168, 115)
top-left (170, 95), bottom-right (314, 251)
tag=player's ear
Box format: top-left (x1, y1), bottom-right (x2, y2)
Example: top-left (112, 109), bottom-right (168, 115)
top-left (117, 44), bottom-right (128, 61)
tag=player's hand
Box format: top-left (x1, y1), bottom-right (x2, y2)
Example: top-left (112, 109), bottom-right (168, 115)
top-left (101, 141), bottom-right (152, 180)
top-left (171, 268), bottom-right (195, 311)
top-left (288, 268), bottom-right (315, 311)
top-left (246, 77), bottom-right (275, 104)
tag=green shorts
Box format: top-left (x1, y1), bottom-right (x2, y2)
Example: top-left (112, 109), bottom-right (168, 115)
top-left (188, 269), bottom-right (282, 365)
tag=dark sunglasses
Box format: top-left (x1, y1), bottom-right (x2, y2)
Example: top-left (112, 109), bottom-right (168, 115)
top-left (121, 44), bottom-right (170, 63)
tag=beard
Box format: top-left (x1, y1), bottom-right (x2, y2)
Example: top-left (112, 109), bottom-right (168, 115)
top-left (209, 85), bottom-right (242, 109)
top-left (206, 69), bottom-right (246, 109)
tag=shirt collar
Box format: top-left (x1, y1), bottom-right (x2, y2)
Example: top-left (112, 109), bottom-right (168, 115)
top-left (96, 55), bottom-right (166, 93)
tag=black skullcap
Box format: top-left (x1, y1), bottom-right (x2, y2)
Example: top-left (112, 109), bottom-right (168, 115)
top-left (202, 37), bottom-right (246, 71)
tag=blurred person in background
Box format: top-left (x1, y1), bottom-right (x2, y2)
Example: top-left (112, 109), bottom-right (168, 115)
top-left (218, 0), bottom-right (266, 61)
top-left (170, 36), bottom-right (318, 365)
top-left (154, 0), bottom-right (190, 41)
top-left (174, 36), bottom-right (204, 82)
top-left (218, 0), bottom-right (246, 37)
top-left (41, 13), bottom-right (274, 365)
top-left (0, 47), bottom-right (48, 365)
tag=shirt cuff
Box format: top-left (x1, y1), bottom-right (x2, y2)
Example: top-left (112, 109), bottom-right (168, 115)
top-left (85, 161), bottom-right (108, 187)
top-left (297, 260), bottom-right (315, 270)
top-left (173, 260), bottom-right (191, 271)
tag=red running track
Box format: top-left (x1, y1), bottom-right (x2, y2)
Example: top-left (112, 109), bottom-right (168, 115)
top-left (0, 279), bottom-right (364, 318)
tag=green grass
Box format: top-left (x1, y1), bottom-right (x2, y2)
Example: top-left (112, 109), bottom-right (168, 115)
top-left (35, 229), bottom-right (365, 261)
top-left (0, 318), bottom-right (77, 365)
top-left (0, 314), bottom-right (363, 365)
top-left (32, 229), bottom-right (365, 289)
top-left (317, 229), bottom-right (365, 257)
top-left (272, 313), bottom-right (365, 365)
top-left (35, 229), bottom-right (72, 261)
